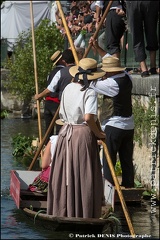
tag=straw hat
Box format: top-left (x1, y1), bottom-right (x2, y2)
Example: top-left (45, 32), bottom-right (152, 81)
top-left (101, 56), bottom-right (126, 72)
top-left (55, 119), bottom-right (65, 126)
top-left (50, 50), bottom-right (62, 66)
top-left (69, 58), bottom-right (106, 80)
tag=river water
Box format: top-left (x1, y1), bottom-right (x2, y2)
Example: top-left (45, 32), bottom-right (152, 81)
top-left (1, 118), bottom-right (159, 239)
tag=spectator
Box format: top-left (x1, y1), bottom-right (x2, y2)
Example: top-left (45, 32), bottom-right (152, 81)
top-left (126, 1), bottom-right (159, 77)
top-left (47, 58), bottom-right (106, 218)
top-left (95, 1), bottom-right (126, 59)
top-left (70, 0), bottom-right (78, 9)
top-left (73, 2), bottom-right (96, 48)
top-left (76, 47), bottom-right (85, 60)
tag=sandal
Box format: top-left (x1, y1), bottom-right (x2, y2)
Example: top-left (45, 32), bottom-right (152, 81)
top-left (141, 71), bottom-right (150, 78)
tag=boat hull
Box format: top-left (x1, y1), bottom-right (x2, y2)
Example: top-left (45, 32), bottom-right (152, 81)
top-left (23, 207), bottom-right (114, 233)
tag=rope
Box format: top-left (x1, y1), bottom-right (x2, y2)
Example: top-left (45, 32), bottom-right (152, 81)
top-left (34, 209), bottom-right (47, 224)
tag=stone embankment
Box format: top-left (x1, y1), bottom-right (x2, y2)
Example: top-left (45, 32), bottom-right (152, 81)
top-left (1, 68), bottom-right (159, 199)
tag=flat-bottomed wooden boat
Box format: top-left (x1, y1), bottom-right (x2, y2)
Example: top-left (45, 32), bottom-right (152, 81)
top-left (10, 170), bottom-right (145, 234)
top-left (10, 170), bottom-right (119, 233)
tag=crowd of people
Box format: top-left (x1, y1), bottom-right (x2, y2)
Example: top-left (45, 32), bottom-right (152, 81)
top-left (56, 1), bottom-right (97, 37)
top-left (29, 1), bottom-right (159, 219)
top-left (54, 0), bottom-right (159, 75)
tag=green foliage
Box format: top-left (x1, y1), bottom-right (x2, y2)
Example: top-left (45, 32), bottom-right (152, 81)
top-left (132, 97), bottom-right (159, 147)
top-left (5, 19), bottom-right (64, 100)
top-left (134, 179), bottom-right (143, 188)
top-left (142, 189), bottom-right (156, 199)
top-left (132, 98), bottom-right (145, 146)
top-left (115, 160), bottom-right (122, 176)
top-left (12, 133), bottom-right (34, 157)
top-left (1, 110), bottom-right (9, 119)
top-left (11, 133), bottom-right (40, 168)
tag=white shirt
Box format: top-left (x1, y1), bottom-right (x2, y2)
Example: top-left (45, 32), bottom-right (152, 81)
top-left (59, 82), bottom-right (98, 124)
top-left (95, 1), bottom-right (104, 9)
top-left (50, 135), bottom-right (58, 160)
top-left (47, 65), bottom-right (65, 92)
top-left (90, 72), bottom-right (134, 130)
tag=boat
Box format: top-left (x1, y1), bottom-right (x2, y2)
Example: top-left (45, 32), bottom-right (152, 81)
top-left (10, 169), bottom-right (145, 235)
top-left (114, 176), bottom-right (145, 205)
top-left (10, 170), bottom-right (119, 234)
top-left (22, 207), bottom-right (117, 233)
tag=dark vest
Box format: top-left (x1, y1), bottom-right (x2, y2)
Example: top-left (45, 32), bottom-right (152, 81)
top-left (47, 66), bottom-right (63, 98)
top-left (56, 65), bottom-right (74, 100)
top-left (99, 74), bottom-right (132, 122)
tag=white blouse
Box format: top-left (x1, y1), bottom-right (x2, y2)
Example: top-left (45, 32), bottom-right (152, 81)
top-left (59, 82), bottom-right (98, 124)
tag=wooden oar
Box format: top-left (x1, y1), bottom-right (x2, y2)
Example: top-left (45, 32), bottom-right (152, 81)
top-left (56, 1), bottom-right (79, 65)
top-left (30, 0), bottom-right (42, 143)
top-left (83, 0), bottom-right (113, 58)
top-left (28, 106), bottom-right (60, 170)
top-left (101, 140), bottom-right (135, 238)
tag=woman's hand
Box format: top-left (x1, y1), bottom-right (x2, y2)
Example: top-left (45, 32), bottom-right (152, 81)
top-left (97, 131), bottom-right (106, 140)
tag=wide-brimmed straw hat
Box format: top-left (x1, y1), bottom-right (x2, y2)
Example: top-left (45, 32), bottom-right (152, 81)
top-left (55, 119), bottom-right (65, 126)
top-left (69, 58), bottom-right (106, 80)
top-left (50, 50), bottom-right (62, 66)
top-left (101, 56), bottom-right (126, 72)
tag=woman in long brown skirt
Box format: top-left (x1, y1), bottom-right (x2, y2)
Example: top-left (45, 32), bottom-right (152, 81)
top-left (47, 58), bottom-right (106, 218)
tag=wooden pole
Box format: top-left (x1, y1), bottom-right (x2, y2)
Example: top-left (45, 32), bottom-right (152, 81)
top-left (30, 0), bottom-right (42, 143)
top-left (56, 1), bottom-right (79, 65)
top-left (101, 140), bottom-right (136, 238)
top-left (28, 106), bottom-right (60, 170)
top-left (29, 1), bottom-right (81, 170)
top-left (83, 0), bottom-right (113, 58)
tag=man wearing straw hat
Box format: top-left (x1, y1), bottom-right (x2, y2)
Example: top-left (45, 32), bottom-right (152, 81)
top-left (43, 50), bottom-right (65, 144)
top-left (47, 58), bottom-right (106, 218)
top-left (35, 49), bottom-right (75, 140)
top-left (90, 56), bottom-right (135, 190)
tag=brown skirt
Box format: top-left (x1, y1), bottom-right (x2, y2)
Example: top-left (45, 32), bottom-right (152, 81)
top-left (47, 124), bottom-right (103, 218)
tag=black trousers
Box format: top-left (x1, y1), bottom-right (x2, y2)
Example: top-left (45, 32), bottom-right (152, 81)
top-left (44, 100), bottom-right (61, 144)
top-left (105, 10), bottom-right (126, 55)
top-left (126, 1), bottom-right (159, 62)
top-left (103, 125), bottom-right (134, 188)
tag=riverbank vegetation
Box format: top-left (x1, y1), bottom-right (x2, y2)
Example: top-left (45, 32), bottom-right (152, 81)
top-left (4, 19), bottom-right (64, 101)
top-left (11, 133), bottom-right (40, 169)
top-left (1, 110), bottom-right (9, 119)
top-left (133, 96), bottom-right (159, 147)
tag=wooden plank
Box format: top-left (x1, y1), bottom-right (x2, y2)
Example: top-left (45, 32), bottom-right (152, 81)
top-left (10, 170), bottom-right (21, 208)
top-left (21, 189), bottom-right (47, 197)
top-left (115, 188), bottom-right (145, 203)
top-left (114, 176), bottom-right (145, 203)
